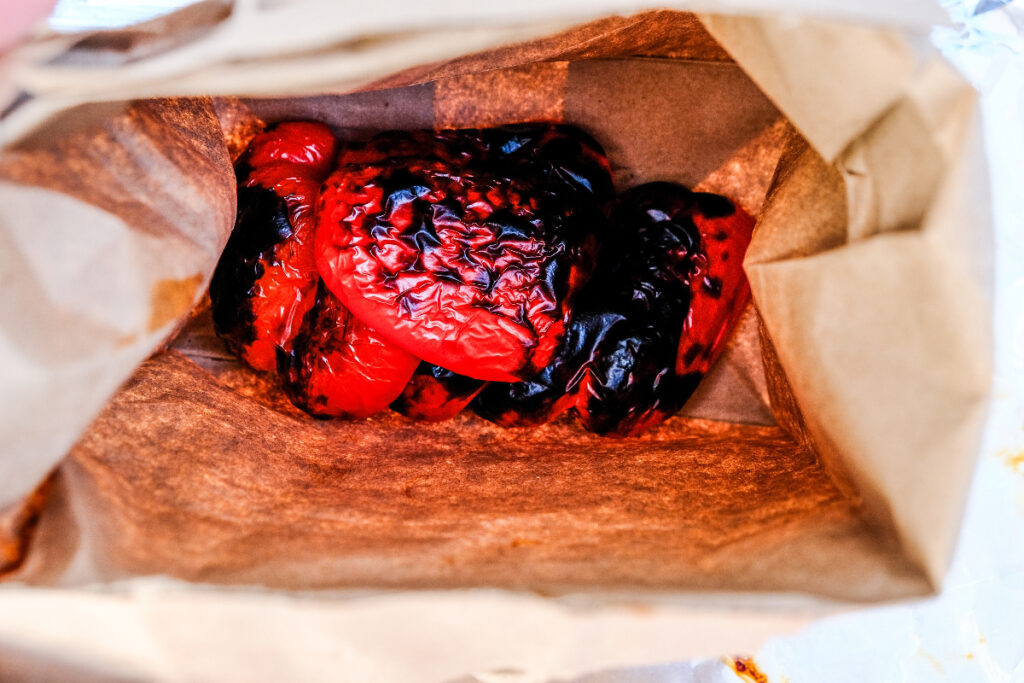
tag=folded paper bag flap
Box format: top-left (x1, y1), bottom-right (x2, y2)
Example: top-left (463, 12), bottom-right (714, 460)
top-left (0, 98), bottom-right (236, 509)
top-left (744, 54), bottom-right (991, 585)
top-left (699, 14), bottom-right (918, 163)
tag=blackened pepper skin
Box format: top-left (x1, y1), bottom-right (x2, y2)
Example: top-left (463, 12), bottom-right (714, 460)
top-left (336, 124), bottom-right (615, 207)
top-left (212, 123), bottom-right (752, 432)
top-left (571, 270), bottom-right (695, 437)
top-left (475, 183), bottom-right (699, 434)
top-left (315, 124), bottom-right (612, 384)
top-left (209, 121), bottom-right (337, 372)
top-left (576, 183), bottom-right (754, 436)
top-left (471, 311), bottom-right (593, 427)
top-left (390, 362), bottom-right (488, 422)
top-left (210, 183), bottom-right (292, 365)
top-left (475, 182), bottom-right (754, 437)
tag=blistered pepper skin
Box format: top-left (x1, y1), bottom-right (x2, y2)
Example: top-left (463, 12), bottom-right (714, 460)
top-left (470, 310), bottom-right (593, 427)
top-left (675, 192), bottom-right (755, 379)
top-left (209, 121), bottom-right (337, 372)
top-left (244, 121), bottom-right (338, 178)
top-left (476, 182), bottom-right (753, 437)
top-left (572, 281), bottom-right (695, 437)
top-left (212, 122), bottom-right (752, 433)
top-left (315, 124), bottom-right (612, 383)
top-left (577, 183), bottom-right (753, 436)
top-left (478, 185), bottom-right (700, 435)
top-left (211, 121), bottom-right (420, 421)
top-left (278, 284), bottom-right (420, 419)
top-left (390, 362), bottom-right (488, 422)
top-left (336, 125), bottom-right (615, 205)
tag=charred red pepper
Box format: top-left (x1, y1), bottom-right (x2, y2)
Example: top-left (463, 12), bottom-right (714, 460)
top-left (315, 124), bottom-right (612, 383)
top-left (210, 121), bottom-right (337, 372)
top-left (475, 182), bottom-right (754, 437)
top-left (390, 362), bottom-right (488, 422)
top-left (671, 188), bottom-right (755, 379)
top-left (212, 122), bottom-right (752, 434)
top-left (211, 121), bottom-right (418, 420)
top-left (470, 310), bottom-right (593, 427)
top-left (278, 283), bottom-right (419, 419)
top-left (577, 183), bottom-right (754, 436)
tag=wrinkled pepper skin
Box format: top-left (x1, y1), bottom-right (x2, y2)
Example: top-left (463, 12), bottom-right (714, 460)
top-left (475, 182), bottom-right (754, 437)
top-left (210, 121), bottom-right (337, 372)
top-left (278, 283), bottom-right (419, 419)
top-left (211, 121), bottom-right (418, 420)
top-left (315, 124), bottom-right (613, 383)
top-left (576, 183), bottom-right (754, 436)
top-left (211, 121), bottom-right (752, 433)
top-left (470, 311), bottom-right (593, 427)
top-left (335, 125), bottom-right (614, 205)
top-left (390, 362), bottom-right (488, 422)
top-left (570, 270), bottom-right (696, 437)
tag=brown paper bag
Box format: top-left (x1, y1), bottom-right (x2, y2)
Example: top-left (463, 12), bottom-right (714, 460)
top-left (0, 9), bottom-right (990, 601)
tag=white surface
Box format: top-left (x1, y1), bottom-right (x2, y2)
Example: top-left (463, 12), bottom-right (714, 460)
top-left (48, 0), bottom-right (195, 31)
top-left (0, 587), bottom-right (817, 682)
top-left (45, 0), bottom-right (946, 33)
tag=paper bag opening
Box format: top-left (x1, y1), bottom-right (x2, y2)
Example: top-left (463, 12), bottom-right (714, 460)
top-left (0, 10), bottom-right (991, 603)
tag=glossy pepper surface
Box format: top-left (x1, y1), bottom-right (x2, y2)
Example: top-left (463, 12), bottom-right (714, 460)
top-left (210, 121), bottom-right (337, 372)
top-left (475, 182), bottom-right (754, 437)
top-left (210, 121), bottom-right (418, 420)
top-left (578, 183), bottom-right (754, 435)
top-left (314, 124), bottom-right (613, 383)
top-left (278, 283), bottom-right (419, 419)
top-left (390, 362), bottom-right (488, 422)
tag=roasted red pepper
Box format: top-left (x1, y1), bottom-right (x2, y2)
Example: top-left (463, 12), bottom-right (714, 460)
top-left (475, 182), bottom-right (754, 437)
top-left (213, 122), bottom-right (751, 433)
top-left (577, 183), bottom-right (753, 436)
top-left (315, 124), bottom-right (612, 383)
top-left (470, 311), bottom-right (593, 427)
top-left (278, 283), bottom-right (419, 419)
top-left (390, 362), bottom-right (488, 422)
top-left (672, 189), bottom-right (755, 379)
top-left (211, 121), bottom-right (418, 420)
top-left (210, 121), bottom-right (337, 372)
